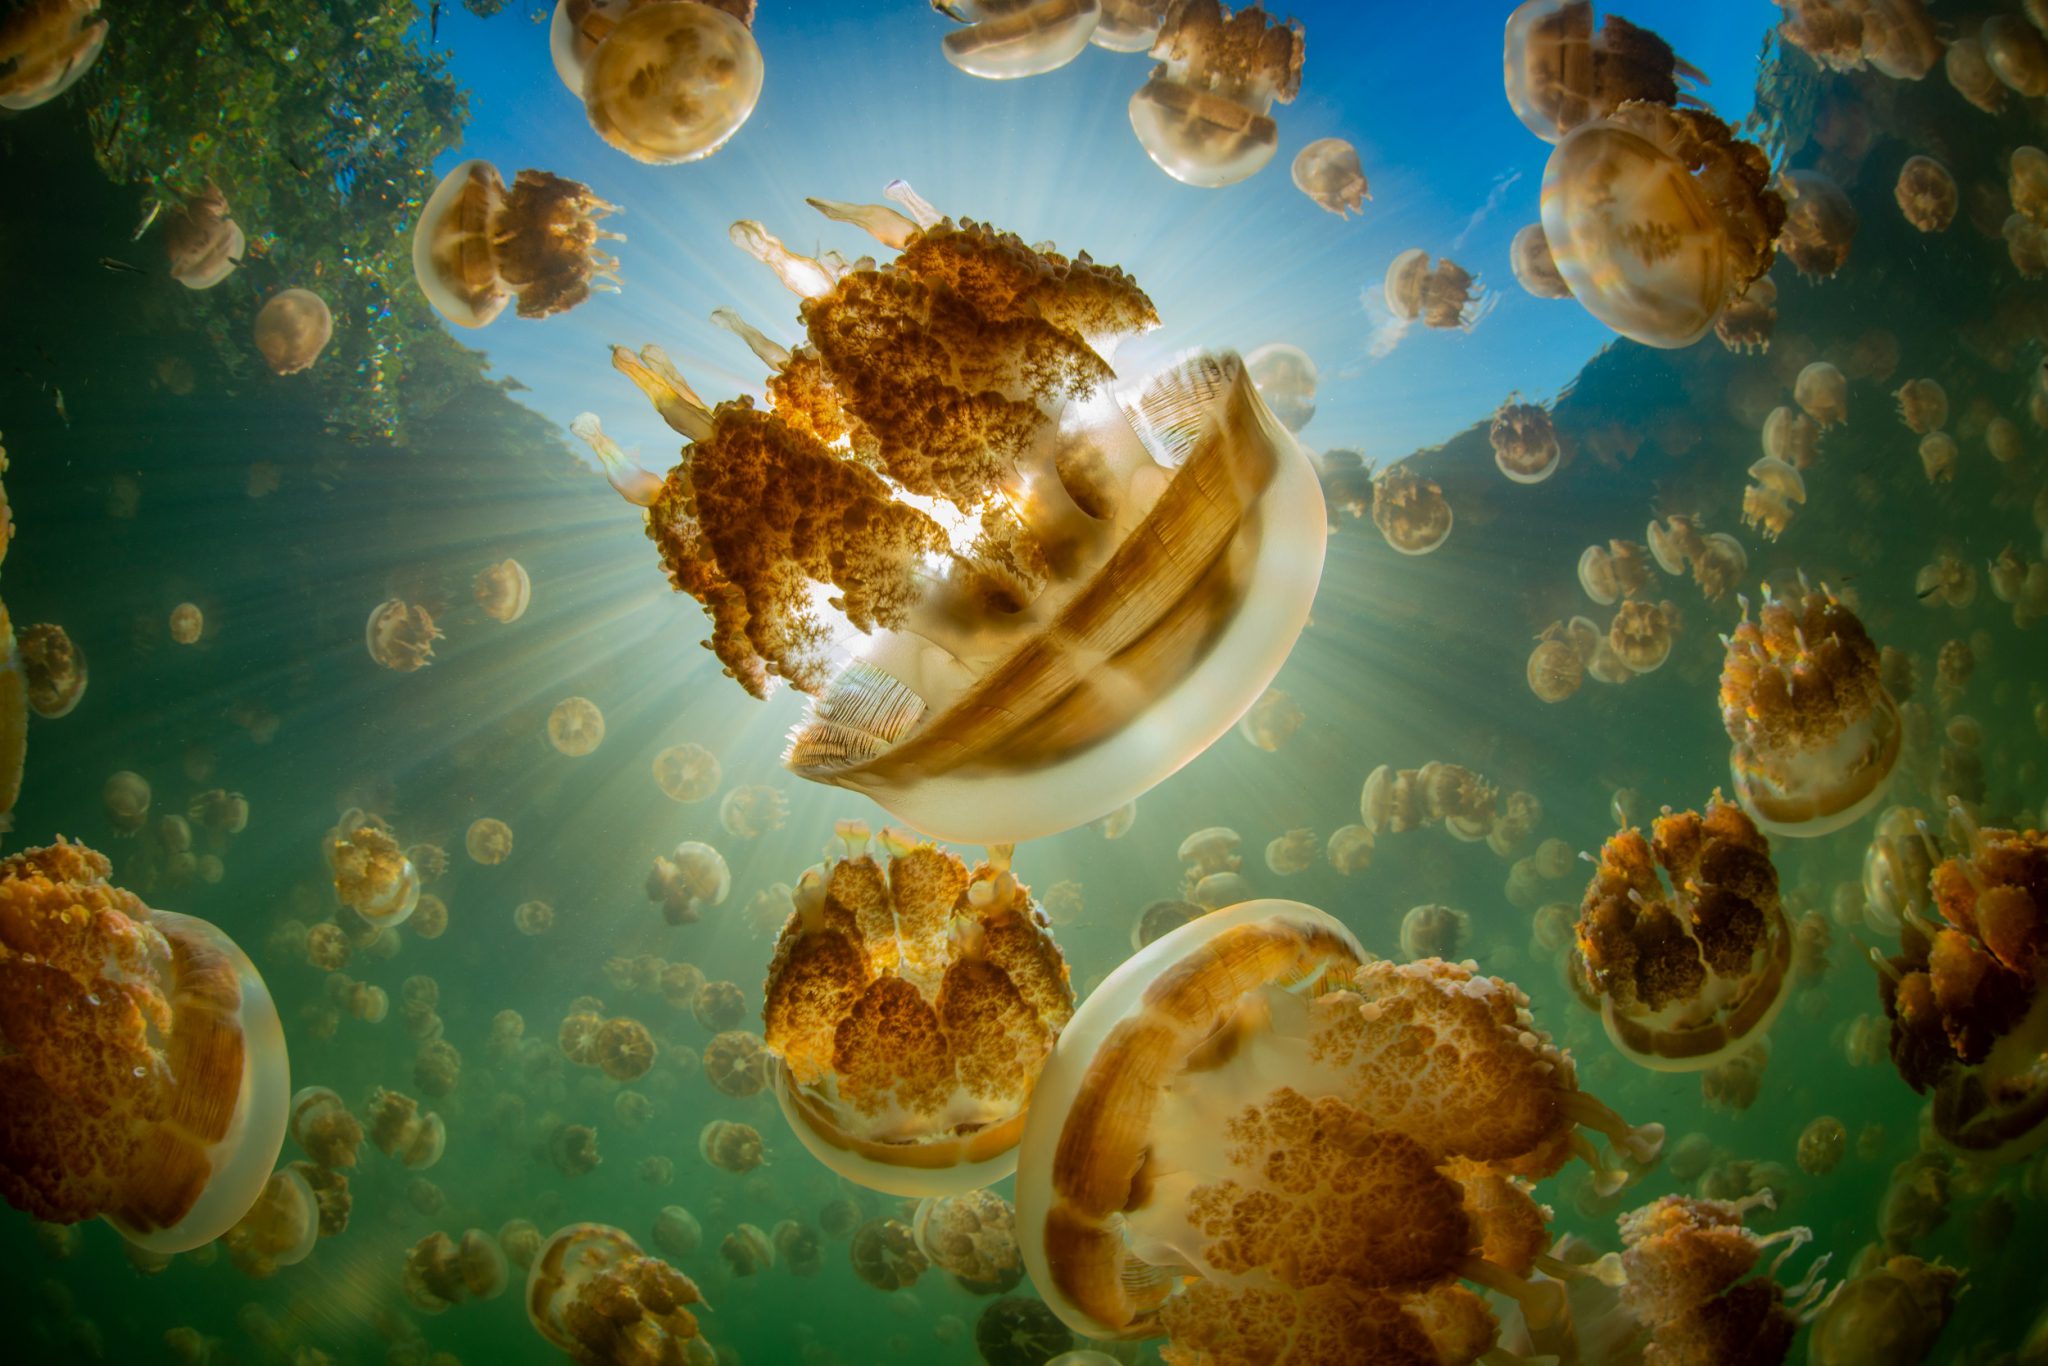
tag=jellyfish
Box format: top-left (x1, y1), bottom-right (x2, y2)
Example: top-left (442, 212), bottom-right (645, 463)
top-left (1945, 33), bottom-right (2003, 110)
top-left (169, 602), bottom-right (204, 644)
top-left (1894, 377), bottom-right (1947, 434)
top-left (18, 622), bottom-right (85, 718)
top-left (1776, 169), bottom-right (1858, 280)
top-left (1093, 0), bottom-right (1166, 50)
top-left (1716, 276), bottom-right (1778, 354)
top-left (1893, 156), bottom-right (1954, 233)
top-left (1398, 902), bottom-right (1472, 960)
top-left (1807, 1254), bottom-right (1962, 1366)
top-left (514, 899), bottom-right (556, 936)
top-left (526, 1223), bottom-right (709, 1363)
top-left (1126, 1), bottom-right (1304, 188)
top-left (0, 0), bottom-right (106, 110)
top-left (1490, 401), bottom-right (1560, 484)
top-left (606, 194), bottom-right (1322, 843)
top-left (547, 1122), bottom-right (601, 1177)
top-left (221, 1168), bottom-right (319, 1278)
top-left (252, 290), bottom-right (333, 376)
top-left (703, 1030), bottom-right (767, 1098)
top-left (1700, 1039), bottom-right (1770, 1112)
top-left (1794, 360), bottom-right (1848, 427)
top-left (466, 817), bottom-right (513, 865)
top-left (1509, 221), bottom-right (1571, 299)
top-left (472, 559), bottom-right (532, 623)
top-left (651, 1204), bottom-right (703, 1261)
top-left (1742, 459), bottom-right (1804, 542)
top-left (851, 1217), bottom-right (929, 1291)
top-left (579, 1), bottom-right (763, 163)
top-left (938, 0), bottom-right (1100, 80)
top-left (412, 159), bottom-right (621, 328)
top-left (1502, 0), bottom-right (1699, 142)
top-left (1235, 685), bottom-right (1304, 752)
top-left (1264, 828), bottom-right (1318, 877)
top-left (413, 1039), bottom-right (462, 1097)
top-left (699, 1118), bottom-right (765, 1174)
top-left (365, 1088), bottom-right (446, 1170)
top-left (693, 978), bottom-right (747, 1032)
top-left (1291, 137), bottom-right (1368, 218)
top-left (592, 1017), bottom-right (655, 1082)
top-left (718, 784), bottom-right (788, 838)
top-left (497, 1219), bottom-right (544, 1272)
top-left (1384, 248), bottom-right (1482, 329)
top-left (1987, 13), bottom-right (2048, 95)
top-left (289, 1087), bottom-right (362, 1170)
top-left (719, 1222), bottom-right (775, 1277)
top-left (0, 842), bottom-right (290, 1252)
top-left (2009, 212), bottom-right (2048, 278)
top-left (1796, 1115), bottom-right (1846, 1177)
top-left (646, 841), bottom-right (731, 925)
top-left (1372, 462), bottom-right (1453, 554)
top-left (1578, 540), bottom-right (1651, 605)
top-left (1720, 580), bottom-right (1901, 837)
top-left (403, 1229), bottom-right (508, 1311)
top-left (1540, 102), bottom-right (1783, 348)
top-left (365, 599), bottom-right (440, 671)
top-left (284, 1159), bottom-right (348, 1237)
top-left (324, 810), bottom-right (420, 927)
top-left (1528, 626), bottom-right (1584, 703)
top-left (653, 742), bottom-right (721, 802)
top-left (349, 983), bottom-right (391, 1025)
top-left (547, 696), bottom-right (605, 756)
top-left (1243, 343), bottom-right (1318, 433)
top-left (1015, 901), bottom-right (1661, 1357)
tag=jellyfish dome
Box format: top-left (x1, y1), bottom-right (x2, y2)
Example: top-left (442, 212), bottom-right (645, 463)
top-left (939, 0), bottom-right (1102, 80)
top-left (526, 1223), bottom-right (709, 1363)
top-left (1244, 342), bottom-right (1318, 433)
top-left (1502, 0), bottom-right (1700, 143)
top-left (412, 159), bottom-right (621, 329)
top-left (0, 842), bottom-right (290, 1253)
top-left (1509, 222), bottom-right (1572, 299)
top-left (1291, 137), bottom-right (1369, 218)
top-left (1490, 401), bottom-right (1560, 484)
top-left (0, 0), bottom-right (107, 111)
top-left (761, 824), bottom-right (1074, 1196)
top-left (160, 184), bottom-right (245, 291)
top-left (252, 289), bottom-right (333, 376)
top-left (324, 810), bottom-right (420, 927)
top-left (582, 0), bottom-right (764, 163)
top-left (1128, 0), bottom-right (1305, 188)
top-left (604, 188), bottom-right (1324, 843)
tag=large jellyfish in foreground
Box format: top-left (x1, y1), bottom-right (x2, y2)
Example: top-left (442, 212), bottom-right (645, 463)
top-left (0, 842), bottom-right (289, 1251)
top-left (1128, 1), bottom-right (1305, 188)
top-left (937, 0), bottom-right (1102, 80)
top-left (761, 823), bottom-right (1073, 1195)
top-left (1015, 900), bottom-right (1661, 1360)
top-left (525, 1222), bottom-right (710, 1362)
top-left (412, 159), bottom-right (621, 329)
top-left (1719, 580), bottom-right (1900, 838)
top-left (558, 0), bottom-right (764, 163)
top-left (600, 185), bottom-right (1324, 842)
top-left (0, 0), bottom-right (106, 110)
top-left (1570, 796), bottom-right (1792, 1072)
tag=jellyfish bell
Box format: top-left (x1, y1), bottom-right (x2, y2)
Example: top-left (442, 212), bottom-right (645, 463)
top-left (0, 0), bottom-right (107, 110)
top-left (1384, 248), bottom-right (1482, 329)
top-left (19, 622), bottom-right (86, 718)
top-left (365, 599), bottom-right (441, 672)
top-left (1290, 137), bottom-right (1369, 218)
top-left (1243, 342), bottom-right (1317, 433)
top-left (1501, 0), bottom-right (1700, 143)
top-left (1894, 156), bottom-right (1956, 233)
top-left (1490, 401), bottom-right (1560, 484)
top-left (526, 1223), bottom-right (708, 1363)
top-left (160, 184), bottom-right (245, 291)
top-left (1127, 1), bottom-right (1305, 188)
top-left (582, 0), bottom-right (764, 164)
top-left (412, 159), bottom-right (621, 329)
top-left (253, 290), bottom-right (334, 376)
top-left (1092, 0), bottom-right (1165, 50)
top-left (473, 558), bottom-right (532, 623)
top-left (1509, 221), bottom-right (1572, 299)
top-left (1776, 168), bottom-right (1858, 279)
top-left (940, 0), bottom-right (1101, 80)
top-left (547, 0), bottom-right (636, 94)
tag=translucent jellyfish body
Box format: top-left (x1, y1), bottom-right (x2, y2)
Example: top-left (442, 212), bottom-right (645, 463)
top-left (939, 0), bottom-right (1101, 80)
top-left (404, 1228), bottom-right (509, 1311)
top-left (581, 1), bottom-right (763, 163)
top-left (1127, 2), bottom-right (1304, 188)
top-left (1384, 248), bottom-right (1481, 329)
top-left (1807, 1254), bottom-right (1961, 1366)
top-left (0, 842), bottom-right (290, 1252)
top-left (1243, 342), bottom-right (1317, 432)
top-left (1491, 400), bottom-right (1560, 483)
top-left (466, 817), bottom-right (513, 864)
top-left (913, 1188), bottom-right (1022, 1292)
top-left (1605, 1192), bottom-right (1831, 1361)
top-left (646, 840), bottom-right (730, 925)
top-left (365, 599), bottom-right (441, 672)
top-left (19, 622), bottom-right (86, 718)
top-left (610, 195), bottom-right (1324, 843)
top-left (1571, 796), bottom-right (1791, 1071)
top-left (652, 742), bottom-right (720, 801)
top-left (473, 558), bottom-right (531, 623)
top-left (412, 159), bottom-right (620, 328)
top-left (1510, 221), bottom-right (1572, 299)
top-left (161, 184), bottom-right (244, 291)
top-left (1502, 0), bottom-right (1698, 142)
top-left (526, 1223), bottom-right (708, 1362)
top-left (1235, 685), bottom-right (1303, 751)
top-left (547, 696), bottom-right (606, 756)
top-left (221, 1167), bottom-right (319, 1278)
top-left (1719, 581), bottom-right (1900, 837)
top-left (1893, 156), bottom-right (1955, 233)
top-left (1371, 462), bottom-right (1453, 554)
top-left (1776, 168), bottom-right (1858, 279)
top-left (252, 290), bottom-right (333, 376)
top-left (324, 810), bottom-right (420, 927)
top-left (760, 826), bottom-right (1074, 1196)
top-left (1290, 137), bottom-right (1368, 218)
top-left (1540, 102), bottom-right (1784, 349)
top-left (1016, 900), bottom-right (1661, 1356)
top-left (1094, 0), bottom-right (1166, 50)
top-left (851, 1215), bottom-right (928, 1290)
top-left (0, 0), bottom-right (106, 110)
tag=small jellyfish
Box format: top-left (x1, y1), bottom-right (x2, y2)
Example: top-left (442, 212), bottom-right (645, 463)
top-left (718, 783), bottom-right (788, 838)
top-left (159, 183), bottom-right (245, 290)
top-left (1715, 275), bottom-right (1777, 354)
top-left (1742, 458), bottom-right (1804, 542)
top-left (0, 0), bottom-right (107, 110)
top-left (1579, 539), bottom-right (1651, 605)
top-left (719, 1222), bottom-right (775, 1276)
top-left (1502, 0), bottom-right (1699, 142)
top-left (1263, 828), bottom-right (1317, 876)
top-left (1893, 156), bottom-right (1955, 233)
top-left (515, 899), bottom-right (557, 939)
top-left (324, 810), bottom-right (420, 927)
top-left (1914, 554), bottom-right (1975, 610)
top-left (1490, 400), bottom-right (1560, 484)
top-left (1127, 1), bottom-right (1305, 188)
top-left (413, 1038), bottom-right (462, 1097)
top-left (1509, 221), bottom-right (1572, 299)
top-left (692, 978), bottom-right (747, 1031)
top-left (652, 1204), bottom-right (703, 1259)
top-left (698, 1118), bottom-right (765, 1174)
top-left (913, 1188), bottom-right (1022, 1293)
top-left (1528, 626), bottom-right (1584, 703)
top-left (472, 559), bottom-right (531, 623)
top-left (1699, 1039), bottom-right (1769, 1112)
top-left (402, 1228), bottom-right (508, 1311)
top-left (1384, 248), bottom-right (1482, 329)
top-left (1608, 600), bottom-right (1673, 673)
top-left (1093, 0), bottom-right (1166, 50)
top-left (1986, 13), bottom-right (2048, 96)
top-left (1131, 897), bottom-right (1204, 950)
top-left (652, 741), bottom-right (721, 802)
top-left (646, 840), bottom-right (731, 925)
top-left (1807, 1255), bottom-right (1962, 1366)
top-left (580, 0), bottom-right (763, 163)
top-left (365, 599), bottom-right (441, 672)
top-left (1893, 378), bottom-right (1947, 434)
top-left (1794, 360), bottom-right (1848, 427)
top-left (547, 1122), bottom-right (601, 1177)
top-left (850, 1217), bottom-right (929, 1291)
top-left (1321, 824), bottom-right (1372, 877)
top-left (169, 602), bottom-right (204, 644)
top-left (466, 817), bottom-right (513, 865)
top-left (775, 1218), bottom-right (825, 1277)
top-left (526, 1224), bottom-right (707, 1364)
top-left (500, 1218), bottom-right (543, 1270)
top-left (1243, 343), bottom-right (1318, 432)
top-left (1290, 137), bottom-right (1368, 218)
top-left (1797, 1115), bottom-right (1847, 1176)
top-left (702, 1029), bottom-right (767, 1097)
top-left (1777, 169), bottom-right (1858, 279)
top-left (594, 1017), bottom-right (656, 1082)
top-left (1918, 432), bottom-right (1958, 484)
top-left (547, 696), bottom-right (605, 756)
top-left (19, 623), bottom-right (86, 718)
top-left (1947, 34), bottom-right (2004, 111)
top-left (252, 289), bottom-right (333, 376)
top-left (412, 159), bottom-right (620, 328)
top-left (289, 1087), bottom-right (363, 1169)
top-left (1397, 902), bottom-right (1471, 960)
top-left (1371, 462), bottom-right (1453, 554)
top-left (221, 1167), bottom-right (320, 1278)
top-left (938, 0), bottom-right (1100, 80)
top-left (1235, 685), bottom-right (1304, 751)
top-left (1094, 800), bottom-right (1136, 840)
top-left (2009, 212), bottom-right (2048, 278)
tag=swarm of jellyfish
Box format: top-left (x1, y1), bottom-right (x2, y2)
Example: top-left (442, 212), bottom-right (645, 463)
top-left (760, 822), bottom-right (1074, 1195)
top-left (596, 184), bottom-right (1323, 842)
top-left (412, 159), bottom-right (622, 328)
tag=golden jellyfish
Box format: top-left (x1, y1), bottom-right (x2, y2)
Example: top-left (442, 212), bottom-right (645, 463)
top-left (1894, 156), bottom-right (1955, 233)
top-left (1490, 400), bottom-right (1560, 484)
top-left (760, 824), bottom-right (1074, 1196)
top-left (2013, 146), bottom-right (2048, 225)
top-left (1607, 600), bottom-right (1673, 672)
top-left (938, 0), bottom-right (1100, 80)
top-left (365, 1087), bottom-right (446, 1170)
top-left (698, 1118), bottom-right (765, 1174)
top-left (169, 602), bottom-right (204, 644)
top-left (466, 817), bottom-right (513, 865)
top-left (1528, 625), bottom-right (1584, 704)
top-left (1383, 248), bottom-right (1482, 330)
top-left (1502, 0), bottom-right (1699, 143)
top-left (413, 1039), bottom-right (461, 1097)
top-left (1540, 102), bottom-right (1783, 348)
top-left (703, 1030), bottom-right (767, 1098)
top-left (1699, 1039), bottom-right (1769, 1112)
top-left (1794, 360), bottom-right (1848, 427)
top-left (500, 1219), bottom-right (543, 1271)
top-left (1776, 168), bottom-right (1858, 279)
top-left (717, 783), bottom-right (787, 838)
top-left (547, 1122), bottom-right (601, 1177)
top-left (1807, 1255), bottom-right (1962, 1366)
top-left (365, 599), bottom-right (440, 672)
top-left (2008, 212), bottom-right (2048, 278)
top-left (645, 841), bottom-right (730, 925)
top-left (526, 1223), bottom-right (709, 1363)
top-left (652, 742), bottom-right (721, 802)
top-left (1798, 1115), bottom-right (1847, 1177)
top-left (1291, 137), bottom-right (1368, 218)
top-left (221, 1167), bottom-right (319, 1278)
top-left (324, 810), bottom-right (420, 926)
top-left (1571, 797), bottom-right (1792, 1070)
top-left (653, 1204), bottom-right (702, 1260)
top-left (851, 1216), bottom-right (928, 1290)
top-left (1244, 342), bottom-right (1318, 433)
top-left (692, 978), bottom-right (746, 1031)
top-left (1918, 431), bottom-right (1958, 483)
top-left (913, 1188), bottom-right (1022, 1293)
top-left (289, 1087), bottom-right (362, 1169)
top-left (775, 1218), bottom-right (824, 1277)
top-left (1509, 221), bottom-right (1571, 299)
top-left (1715, 274), bottom-right (1777, 353)
top-left (404, 1229), bottom-right (509, 1311)
top-left (1126, 1), bottom-right (1304, 188)
top-left (1131, 897), bottom-right (1204, 951)
top-left (513, 898), bottom-right (555, 936)
top-left (1577, 539), bottom-right (1650, 606)
top-left (252, 290), bottom-right (333, 376)
top-left (188, 788), bottom-right (249, 839)
top-left (593, 1018), bottom-right (655, 1082)
top-left (1235, 685), bottom-right (1303, 751)
top-left (101, 769), bottom-right (150, 835)
top-left (1742, 457), bottom-right (1804, 542)
top-left (1986, 13), bottom-right (2048, 96)
top-left (0, 0), bottom-right (105, 110)
top-left (1015, 901), bottom-right (1663, 1357)
top-left (547, 696), bottom-right (605, 756)
top-left (1092, 0), bottom-right (1166, 50)
top-left (1263, 828), bottom-right (1317, 877)
top-left (1093, 799), bottom-right (1137, 841)
top-left (719, 1222), bottom-right (774, 1276)
top-left (1947, 34), bottom-right (2004, 111)
top-left (577, 1), bottom-right (763, 163)
top-left (0, 842), bottom-right (290, 1252)
top-left (1398, 902), bottom-right (1471, 960)
top-left (1721, 580), bottom-right (1900, 836)
top-left (1893, 377), bottom-right (1947, 434)
top-left (411, 893), bottom-right (448, 940)
top-left (1371, 462), bottom-right (1453, 554)
top-left (412, 159), bottom-right (620, 332)
top-left (472, 559), bottom-right (531, 623)
top-left (604, 191), bottom-right (1323, 844)
top-left (19, 622), bottom-right (85, 718)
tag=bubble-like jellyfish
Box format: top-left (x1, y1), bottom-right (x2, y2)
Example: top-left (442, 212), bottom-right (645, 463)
top-left (938, 0), bottom-right (1100, 80)
top-left (653, 742), bottom-right (721, 802)
top-left (1371, 462), bottom-right (1453, 554)
top-left (1235, 685), bottom-right (1303, 751)
top-left (760, 826), bottom-right (1074, 1195)
top-left (169, 602), bottom-right (204, 644)
top-left (1126, 1), bottom-right (1304, 188)
top-left (1794, 360), bottom-right (1848, 428)
top-left (646, 841), bottom-right (730, 925)
top-left (1742, 457), bottom-right (1804, 541)
top-left (19, 622), bottom-right (85, 718)
top-left (0, 0), bottom-right (106, 110)
top-left (851, 1216), bottom-right (929, 1291)
top-left (1399, 902), bottom-right (1472, 960)
top-left (473, 559), bottom-right (531, 623)
top-left (366, 1088), bottom-right (446, 1170)
top-left (404, 1229), bottom-right (509, 1311)
top-left (1540, 102), bottom-right (1783, 348)
top-left (0, 842), bottom-right (289, 1252)
top-left (774, 1218), bottom-right (824, 1277)
top-left (547, 696), bottom-right (605, 756)
top-left (703, 1029), bottom-right (767, 1098)
top-left (577, 0), bottom-right (763, 163)
top-left (1094, 800), bottom-right (1137, 840)
top-left (699, 1118), bottom-right (765, 1174)
top-left (466, 817), bottom-right (513, 865)
top-left (1016, 901), bottom-right (1662, 1358)
top-left (1720, 580), bottom-right (1900, 837)
top-left (513, 899), bottom-right (555, 937)
top-left (1807, 1254), bottom-right (1961, 1366)
top-left (1509, 221), bottom-right (1572, 300)
top-left (1384, 248), bottom-right (1482, 330)
top-left (548, 1122), bottom-right (601, 1177)
top-left (412, 159), bottom-right (621, 328)
top-left (1987, 13), bottom-right (2048, 96)
top-left (1361, 761), bottom-right (1500, 841)
top-left (157, 184), bottom-right (246, 290)
top-left (1243, 343), bottom-right (1317, 433)
top-left (1528, 624), bottom-right (1584, 703)
top-left (324, 810), bottom-right (420, 927)
top-left (365, 599), bottom-right (441, 672)
top-left (1290, 137), bottom-right (1368, 218)
top-left (252, 290), bottom-right (333, 376)
top-left (1093, 0), bottom-right (1166, 50)
top-left (289, 1087), bottom-right (362, 1169)
top-left (221, 1168), bottom-right (319, 1278)
top-left (1578, 540), bottom-right (1651, 606)
top-left (1491, 401), bottom-right (1560, 484)
top-left (1892, 156), bottom-right (1954, 233)
top-left (719, 1222), bottom-right (774, 1276)
top-left (594, 1017), bottom-right (656, 1082)
top-left (1264, 827), bottom-right (1317, 877)
top-left (604, 194), bottom-right (1323, 844)
top-left (1502, 0), bottom-right (1699, 142)
top-left (693, 978), bottom-right (747, 1031)
top-left (1131, 897), bottom-right (1204, 950)
top-left (526, 1223), bottom-right (709, 1363)
top-left (652, 1204), bottom-right (702, 1260)
top-left (1777, 169), bottom-right (1858, 280)
top-left (1715, 275), bottom-right (1777, 353)
top-left (718, 784), bottom-right (787, 838)
top-left (1947, 34), bottom-right (2004, 110)
top-left (1893, 377), bottom-right (1946, 435)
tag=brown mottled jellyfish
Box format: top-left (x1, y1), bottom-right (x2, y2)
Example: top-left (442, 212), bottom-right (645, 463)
top-left (1502, 0), bottom-right (1701, 142)
top-left (1490, 400), bottom-right (1560, 484)
top-left (1384, 248), bottom-right (1482, 329)
top-left (1541, 102), bottom-right (1784, 348)
top-left (365, 599), bottom-right (441, 672)
top-left (1570, 796), bottom-right (1792, 1072)
top-left (160, 184), bottom-right (245, 290)
top-left (18, 622), bottom-right (86, 717)
top-left (0, 0), bottom-right (106, 110)
top-left (1291, 137), bottom-right (1369, 218)
top-left (1509, 221), bottom-right (1572, 299)
top-left (411, 159), bottom-right (621, 328)
top-left (599, 186), bottom-right (1324, 842)
top-left (1894, 155), bottom-right (1955, 233)
top-left (938, 0), bottom-right (1101, 80)
top-left (577, 0), bottom-right (764, 163)
top-left (472, 558), bottom-right (531, 623)
top-left (526, 1223), bottom-right (709, 1361)
top-left (1128, 0), bottom-right (1305, 188)
top-left (760, 823), bottom-right (1073, 1195)
top-left (253, 290), bottom-right (334, 376)
top-left (1371, 462), bottom-right (1453, 554)
top-left (1776, 169), bottom-right (1858, 280)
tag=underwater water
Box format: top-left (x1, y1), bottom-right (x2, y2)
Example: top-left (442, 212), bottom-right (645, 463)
top-left (1, 0), bottom-right (2046, 1362)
